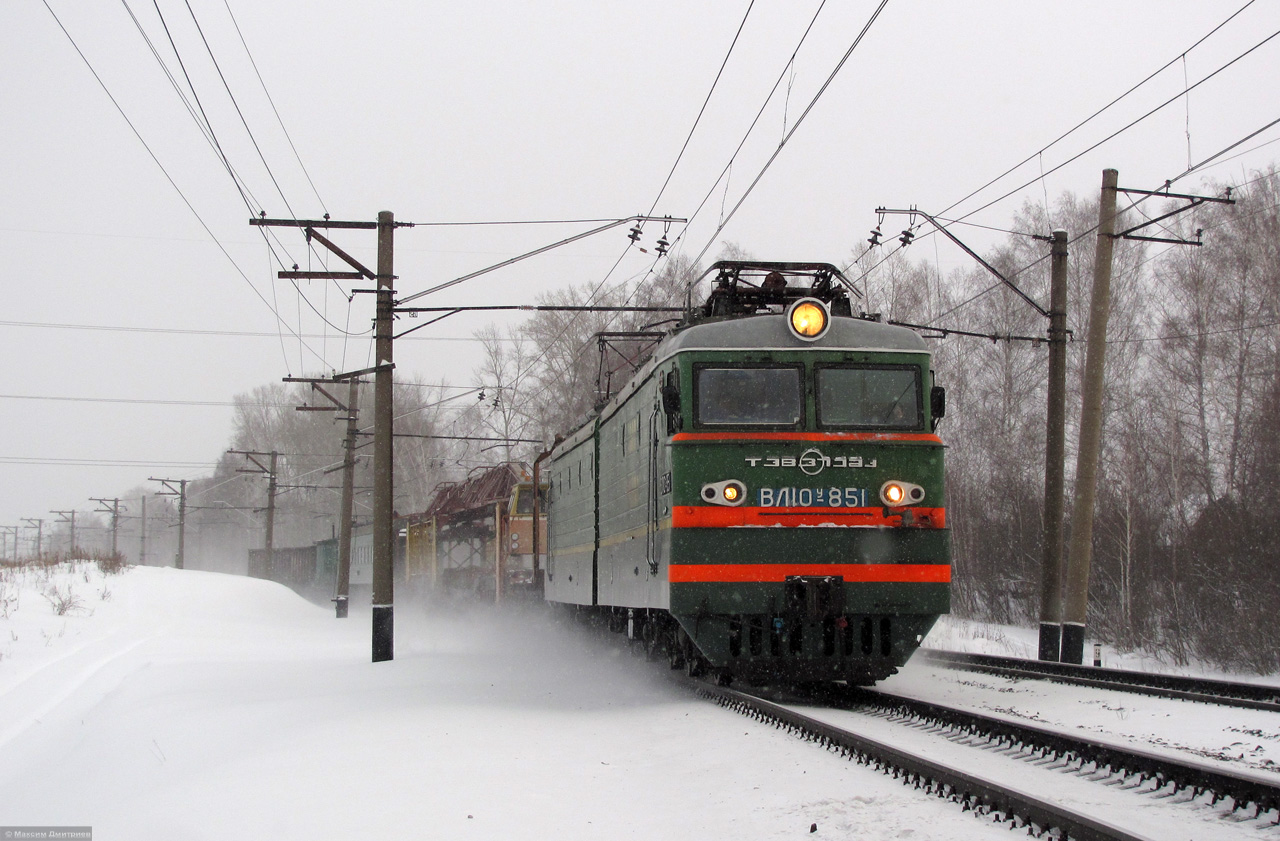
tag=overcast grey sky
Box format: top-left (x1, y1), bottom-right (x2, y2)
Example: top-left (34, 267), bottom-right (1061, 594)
top-left (3, 1), bottom-right (1278, 542)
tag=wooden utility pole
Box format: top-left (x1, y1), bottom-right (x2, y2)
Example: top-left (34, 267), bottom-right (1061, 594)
top-left (150, 478), bottom-right (189, 569)
top-left (91, 497), bottom-right (123, 556)
top-left (1037, 230), bottom-right (1070, 661)
top-left (1062, 169), bottom-right (1119, 665)
top-left (229, 451), bottom-right (279, 579)
top-left (139, 495), bottom-right (147, 565)
top-left (372, 210), bottom-right (395, 661)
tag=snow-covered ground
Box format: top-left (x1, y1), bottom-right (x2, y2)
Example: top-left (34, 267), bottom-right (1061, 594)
top-left (1, 561), bottom-right (1276, 840)
top-left (1, 561), bottom-right (1009, 840)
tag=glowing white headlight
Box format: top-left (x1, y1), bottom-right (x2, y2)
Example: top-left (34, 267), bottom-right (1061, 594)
top-left (880, 480), bottom-right (924, 507)
top-left (702, 480), bottom-right (747, 507)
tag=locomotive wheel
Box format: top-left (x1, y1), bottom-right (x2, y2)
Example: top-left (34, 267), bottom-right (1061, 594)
top-left (685, 653), bottom-right (705, 678)
top-left (641, 622), bottom-right (662, 661)
top-left (683, 633), bottom-right (705, 677)
top-left (667, 642), bottom-right (685, 670)
top-left (666, 629), bottom-right (685, 669)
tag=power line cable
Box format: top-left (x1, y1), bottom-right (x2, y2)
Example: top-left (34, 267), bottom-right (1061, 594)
top-left (219, 0), bottom-right (328, 218)
top-left (690, 0), bottom-right (890, 266)
top-left (938, 0), bottom-right (1260, 221)
top-left (559, 1), bottom-right (829, 342)
top-left (148, 0), bottom-right (350, 369)
top-left (149, 0), bottom-right (259, 216)
top-left (610, 0), bottom-right (834, 315)
top-left (668, 0), bottom-right (829, 261)
top-left (40, 0), bottom-right (328, 372)
top-left (904, 122), bottom-right (1280, 329)
top-left (955, 27), bottom-right (1280, 227)
top-left (118, 0), bottom-right (268, 212)
top-left (848, 9), bottom-right (1277, 300)
top-left (180, 0), bottom-right (360, 360)
top-left (642, 0), bottom-right (756, 220)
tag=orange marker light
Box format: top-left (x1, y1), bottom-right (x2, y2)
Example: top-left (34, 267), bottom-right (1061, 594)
top-left (723, 484), bottom-right (740, 502)
top-left (883, 482), bottom-right (905, 505)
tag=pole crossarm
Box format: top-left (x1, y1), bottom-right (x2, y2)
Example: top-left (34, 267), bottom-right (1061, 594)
top-left (396, 305), bottom-right (684, 314)
top-left (90, 497), bottom-right (125, 513)
top-left (1111, 185), bottom-right (1235, 246)
top-left (395, 215), bottom-right (687, 306)
top-left (229, 450), bottom-right (276, 476)
top-left (392, 305), bottom-right (684, 341)
top-left (876, 207), bottom-right (1050, 318)
top-left (303, 227), bottom-right (376, 279)
top-left (251, 217), bottom-right (413, 231)
top-left (365, 432), bottom-right (544, 443)
top-left (278, 270), bottom-right (365, 280)
top-left (281, 376), bottom-right (358, 414)
top-left (148, 478), bottom-right (184, 496)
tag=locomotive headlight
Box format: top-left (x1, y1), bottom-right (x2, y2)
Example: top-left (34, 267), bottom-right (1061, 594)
top-left (702, 480), bottom-right (747, 507)
top-left (880, 480), bottom-right (924, 507)
top-left (787, 298), bottom-right (830, 341)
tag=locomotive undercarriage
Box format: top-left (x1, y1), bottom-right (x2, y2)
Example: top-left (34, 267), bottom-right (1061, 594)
top-left (589, 601), bottom-right (938, 687)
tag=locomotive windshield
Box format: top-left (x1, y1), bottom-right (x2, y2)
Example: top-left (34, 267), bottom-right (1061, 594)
top-left (817, 365), bottom-right (922, 429)
top-left (696, 366), bottom-right (802, 426)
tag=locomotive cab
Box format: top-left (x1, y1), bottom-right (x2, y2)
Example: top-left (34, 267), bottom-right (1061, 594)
top-left (545, 261), bottom-right (950, 686)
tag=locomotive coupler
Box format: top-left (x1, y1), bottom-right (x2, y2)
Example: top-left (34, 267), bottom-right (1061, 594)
top-left (784, 575), bottom-right (845, 623)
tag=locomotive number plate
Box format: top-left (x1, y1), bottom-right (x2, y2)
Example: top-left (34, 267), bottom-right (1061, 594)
top-left (758, 487), bottom-right (869, 507)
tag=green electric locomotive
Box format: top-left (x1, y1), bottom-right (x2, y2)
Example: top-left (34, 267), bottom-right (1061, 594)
top-left (544, 261), bottom-right (949, 685)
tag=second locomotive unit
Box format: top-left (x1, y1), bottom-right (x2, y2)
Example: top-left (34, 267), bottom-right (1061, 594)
top-left (544, 261), bottom-right (949, 685)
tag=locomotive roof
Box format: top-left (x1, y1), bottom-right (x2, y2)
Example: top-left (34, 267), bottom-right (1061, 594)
top-left (656, 311), bottom-right (929, 360)
top-left (553, 312), bottom-right (930, 455)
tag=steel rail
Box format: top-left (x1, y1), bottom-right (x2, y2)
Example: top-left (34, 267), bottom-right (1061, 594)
top-left (854, 687), bottom-right (1280, 823)
top-left (685, 678), bottom-right (1157, 841)
top-left (918, 649), bottom-right (1280, 713)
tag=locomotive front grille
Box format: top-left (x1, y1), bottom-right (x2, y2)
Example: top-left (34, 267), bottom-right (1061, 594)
top-left (725, 612), bottom-right (893, 660)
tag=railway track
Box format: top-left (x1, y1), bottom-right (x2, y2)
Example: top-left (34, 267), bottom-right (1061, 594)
top-left (918, 649), bottom-right (1280, 713)
top-left (681, 675), bottom-right (1280, 840)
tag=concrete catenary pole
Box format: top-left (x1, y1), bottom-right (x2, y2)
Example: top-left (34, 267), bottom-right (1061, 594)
top-left (176, 479), bottom-right (188, 570)
top-left (372, 210), bottom-right (396, 662)
top-left (1038, 229), bottom-right (1070, 661)
top-left (52, 511), bottom-right (77, 557)
top-left (1062, 168), bottom-right (1120, 664)
top-left (22, 518), bottom-right (43, 559)
top-left (335, 378), bottom-right (360, 619)
top-left (92, 498), bottom-right (122, 556)
top-left (139, 495), bottom-right (147, 566)
top-left (264, 453), bottom-right (278, 579)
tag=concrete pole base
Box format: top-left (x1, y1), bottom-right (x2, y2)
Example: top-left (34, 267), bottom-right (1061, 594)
top-left (1037, 623), bottom-right (1061, 662)
top-left (1061, 622), bottom-right (1086, 665)
top-left (372, 605), bottom-right (394, 662)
